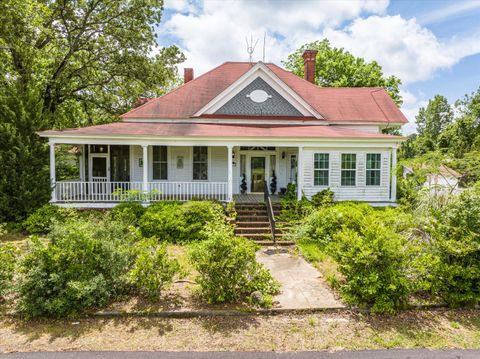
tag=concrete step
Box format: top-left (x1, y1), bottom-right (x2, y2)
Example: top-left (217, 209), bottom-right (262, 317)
top-left (235, 221), bottom-right (270, 228)
top-left (236, 209), bottom-right (268, 216)
top-left (235, 227), bottom-right (271, 234)
top-left (236, 215), bottom-right (269, 222)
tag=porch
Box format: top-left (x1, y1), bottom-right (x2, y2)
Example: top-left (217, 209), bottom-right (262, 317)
top-left (49, 143), bottom-right (300, 206)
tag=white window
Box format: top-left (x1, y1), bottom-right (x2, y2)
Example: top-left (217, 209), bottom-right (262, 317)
top-left (314, 153), bottom-right (329, 186)
top-left (193, 146), bottom-right (208, 180)
top-left (341, 153), bottom-right (356, 186)
top-left (152, 146), bottom-right (168, 180)
top-left (366, 153), bottom-right (381, 186)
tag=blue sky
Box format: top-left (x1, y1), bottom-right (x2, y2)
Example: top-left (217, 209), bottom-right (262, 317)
top-left (158, 0), bottom-right (480, 133)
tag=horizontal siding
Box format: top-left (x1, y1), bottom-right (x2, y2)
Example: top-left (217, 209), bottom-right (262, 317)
top-left (302, 147), bottom-right (391, 202)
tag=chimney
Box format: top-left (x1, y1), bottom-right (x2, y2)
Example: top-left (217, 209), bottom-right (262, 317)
top-left (184, 68), bottom-right (194, 83)
top-left (302, 49), bottom-right (318, 84)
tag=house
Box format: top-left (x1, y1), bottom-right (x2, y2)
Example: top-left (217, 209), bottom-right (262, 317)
top-left (38, 50), bottom-right (407, 207)
top-left (403, 164), bottom-right (464, 194)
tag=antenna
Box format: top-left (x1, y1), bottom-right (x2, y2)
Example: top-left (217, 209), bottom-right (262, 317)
top-left (262, 32), bottom-right (266, 62)
top-left (245, 35), bottom-right (258, 64)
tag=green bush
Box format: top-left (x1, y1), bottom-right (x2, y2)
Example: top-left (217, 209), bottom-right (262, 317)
top-left (22, 204), bottom-right (76, 234)
top-left (330, 220), bottom-right (410, 314)
top-left (109, 202), bottom-right (145, 226)
top-left (311, 188), bottom-right (334, 207)
top-left (0, 243), bottom-right (17, 299)
top-left (139, 201), bottom-right (225, 242)
top-left (189, 222), bottom-right (280, 306)
top-left (287, 202), bottom-right (372, 246)
top-left (17, 217), bottom-right (138, 317)
top-left (428, 189), bottom-right (480, 307)
top-left (129, 237), bottom-right (181, 301)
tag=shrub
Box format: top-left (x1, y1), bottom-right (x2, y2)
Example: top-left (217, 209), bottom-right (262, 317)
top-left (109, 202), bottom-right (145, 226)
top-left (17, 217), bottom-right (137, 317)
top-left (330, 220), bottom-right (410, 314)
top-left (0, 243), bottom-right (17, 299)
top-left (311, 188), bottom-right (334, 208)
top-left (129, 237), bottom-right (181, 301)
top-left (139, 201), bottom-right (225, 242)
top-left (287, 202), bottom-right (372, 246)
top-left (22, 204), bottom-right (76, 234)
top-left (428, 189), bottom-right (480, 307)
top-left (189, 222), bottom-right (280, 306)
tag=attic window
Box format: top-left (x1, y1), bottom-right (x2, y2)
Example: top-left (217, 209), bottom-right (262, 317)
top-left (246, 89), bottom-right (271, 103)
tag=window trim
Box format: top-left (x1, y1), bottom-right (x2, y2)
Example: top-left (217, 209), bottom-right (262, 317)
top-left (152, 145), bottom-right (169, 181)
top-left (341, 153), bottom-right (357, 187)
top-left (366, 153), bottom-right (382, 186)
top-left (313, 152), bottom-right (330, 186)
top-left (192, 146), bottom-right (209, 181)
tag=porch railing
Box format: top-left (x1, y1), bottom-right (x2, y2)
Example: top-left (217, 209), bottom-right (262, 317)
top-left (264, 180), bottom-right (276, 243)
top-left (54, 181), bottom-right (228, 202)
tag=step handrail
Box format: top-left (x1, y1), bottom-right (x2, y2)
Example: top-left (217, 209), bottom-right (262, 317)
top-left (264, 181), bottom-right (276, 244)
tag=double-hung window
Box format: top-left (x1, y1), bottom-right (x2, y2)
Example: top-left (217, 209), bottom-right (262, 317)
top-left (341, 154), bottom-right (356, 186)
top-left (366, 153), bottom-right (381, 186)
top-left (314, 153), bottom-right (329, 186)
top-left (152, 146), bottom-right (168, 180)
top-left (193, 146), bottom-right (208, 180)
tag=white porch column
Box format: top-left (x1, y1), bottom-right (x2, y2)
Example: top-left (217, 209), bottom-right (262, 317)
top-left (391, 144), bottom-right (398, 203)
top-left (297, 146), bottom-right (303, 200)
top-left (79, 144), bottom-right (86, 181)
top-left (142, 145), bottom-right (149, 199)
top-left (49, 142), bottom-right (56, 202)
top-left (227, 145), bottom-right (233, 202)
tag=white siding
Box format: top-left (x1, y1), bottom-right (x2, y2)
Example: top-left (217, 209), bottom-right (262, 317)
top-left (131, 145), bottom-right (143, 182)
top-left (210, 147), bottom-right (228, 182)
top-left (336, 125), bottom-right (381, 134)
top-left (302, 147), bottom-right (391, 202)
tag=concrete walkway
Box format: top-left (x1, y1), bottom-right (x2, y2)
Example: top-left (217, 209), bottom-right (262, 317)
top-left (257, 248), bottom-right (344, 309)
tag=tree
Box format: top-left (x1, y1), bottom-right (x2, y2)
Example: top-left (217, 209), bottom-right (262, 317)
top-left (283, 39), bottom-right (403, 106)
top-left (414, 95), bottom-right (454, 153)
top-left (0, 0), bottom-right (185, 221)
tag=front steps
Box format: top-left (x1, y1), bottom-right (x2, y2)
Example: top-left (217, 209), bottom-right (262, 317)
top-left (233, 202), bottom-right (292, 243)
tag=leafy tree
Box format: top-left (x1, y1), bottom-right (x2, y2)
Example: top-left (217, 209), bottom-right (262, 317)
top-left (283, 39), bottom-right (403, 106)
top-left (415, 95), bottom-right (454, 153)
top-left (0, 0), bottom-right (185, 221)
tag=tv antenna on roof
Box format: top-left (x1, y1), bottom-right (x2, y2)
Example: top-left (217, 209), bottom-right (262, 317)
top-left (245, 35), bottom-right (258, 64)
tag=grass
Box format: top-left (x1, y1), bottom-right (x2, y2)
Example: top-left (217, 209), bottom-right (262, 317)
top-left (0, 310), bottom-right (479, 352)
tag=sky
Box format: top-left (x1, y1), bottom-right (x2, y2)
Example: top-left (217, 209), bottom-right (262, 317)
top-left (156, 0), bottom-right (480, 134)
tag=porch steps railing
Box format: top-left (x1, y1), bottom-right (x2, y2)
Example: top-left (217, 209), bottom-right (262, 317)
top-left (54, 181), bottom-right (228, 202)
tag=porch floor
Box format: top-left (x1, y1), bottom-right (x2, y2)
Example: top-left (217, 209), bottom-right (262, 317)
top-left (233, 194), bottom-right (282, 203)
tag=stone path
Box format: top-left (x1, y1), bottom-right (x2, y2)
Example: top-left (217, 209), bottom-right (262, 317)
top-left (257, 248), bottom-right (344, 309)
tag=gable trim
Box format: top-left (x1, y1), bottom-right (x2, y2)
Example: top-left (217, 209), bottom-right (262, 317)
top-left (193, 62), bottom-right (324, 119)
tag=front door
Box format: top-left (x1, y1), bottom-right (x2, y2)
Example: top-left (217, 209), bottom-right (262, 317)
top-left (250, 157), bottom-right (266, 192)
top-left (91, 156), bottom-right (108, 182)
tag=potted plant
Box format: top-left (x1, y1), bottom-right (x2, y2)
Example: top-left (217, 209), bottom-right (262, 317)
top-left (240, 173), bottom-right (247, 194)
top-left (270, 170), bottom-right (277, 195)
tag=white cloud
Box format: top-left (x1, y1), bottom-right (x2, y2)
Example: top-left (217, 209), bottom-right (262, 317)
top-left (399, 89), bottom-right (428, 135)
top-left (324, 15), bottom-right (480, 84)
top-left (419, 0), bottom-right (480, 25)
top-left (161, 0), bottom-right (388, 74)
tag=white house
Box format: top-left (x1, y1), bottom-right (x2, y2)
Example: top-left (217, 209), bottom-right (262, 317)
top-left (38, 50), bottom-right (407, 207)
top-left (403, 164), bottom-right (464, 195)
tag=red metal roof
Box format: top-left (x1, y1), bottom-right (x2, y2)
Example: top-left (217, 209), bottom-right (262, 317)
top-left (39, 122), bottom-right (404, 140)
top-left (121, 62), bottom-right (408, 124)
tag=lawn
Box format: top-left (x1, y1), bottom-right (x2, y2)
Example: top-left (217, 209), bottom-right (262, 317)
top-left (0, 310), bottom-right (479, 352)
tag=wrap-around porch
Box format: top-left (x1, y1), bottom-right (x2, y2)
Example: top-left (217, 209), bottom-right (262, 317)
top-left (50, 143), bottom-right (301, 206)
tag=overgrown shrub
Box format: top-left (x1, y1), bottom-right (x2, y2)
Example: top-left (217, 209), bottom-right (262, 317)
top-left (0, 243), bottom-right (17, 299)
top-left (129, 237), bottom-right (181, 301)
top-left (330, 220), bottom-right (410, 314)
top-left (17, 217), bottom-right (138, 317)
top-left (278, 184), bottom-right (313, 222)
top-left (109, 202), bottom-right (145, 226)
top-left (287, 202), bottom-right (372, 246)
top-left (189, 222), bottom-right (280, 306)
top-left (139, 201), bottom-right (224, 242)
top-left (22, 204), bottom-right (76, 234)
top-left (311, 188), bottom-right (334, 207)
top-left (428, 189), bottom-right (480, 307)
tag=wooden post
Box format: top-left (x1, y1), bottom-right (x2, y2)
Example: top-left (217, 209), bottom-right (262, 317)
top-left (297, 146), bottom-right (303, 200)
top-left (50, 142), bottom-right (56, 202)
top-left (142, 145), bottom-right (149, 201)
top-left (391, 144), bottom-right (397, 203)
top-left (227, 145), bottom-right (233, 202)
